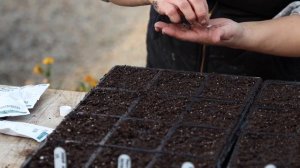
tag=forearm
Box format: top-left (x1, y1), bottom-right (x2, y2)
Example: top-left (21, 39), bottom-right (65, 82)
top-left (109, 0), bottom-right (151, 7)
top-left (233, 15), bottom-right (300, 57)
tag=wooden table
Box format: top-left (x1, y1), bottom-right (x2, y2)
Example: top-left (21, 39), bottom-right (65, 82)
top-left (0, 88), bottom-right (86, 168)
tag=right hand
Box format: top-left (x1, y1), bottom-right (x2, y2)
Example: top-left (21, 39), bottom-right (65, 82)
top-left (150, 0), bottom-right (209, 24)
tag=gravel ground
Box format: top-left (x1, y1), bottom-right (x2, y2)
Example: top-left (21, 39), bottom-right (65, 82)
top-left (0, 0), bottom-right (149, 90)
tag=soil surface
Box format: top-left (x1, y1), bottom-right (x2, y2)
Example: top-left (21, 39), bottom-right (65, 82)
top-left (75, 89), bottom-right (138, 116)
top-left (50, 114), bottom-right (118, 143)
top-left (0, 0), bottom-right (148, 89)
top-left (151, 70), bottom-right (205, 96)
top-left (183, 100), bottom-right (242, 129)
top-left (246, 108), bottom-right (300, 134)
top-left (99, 66), bottom-right (158, 91)
top-left (91, 147), bottom-right (154, 167)
top-left (231, 133), bottom-right (299, 167)
top-left (164, 126), bottom-right (227, 159)
top-left (106, 119), bottom-right (170, 150)
top-left (24, 141), bottom-right (97, 168)
top-left (256, 83), bottom-right (300, 108)
top-left (201, 74), bottom-right (259, 101)
top-left (130, 92), bottom-right (189, 123)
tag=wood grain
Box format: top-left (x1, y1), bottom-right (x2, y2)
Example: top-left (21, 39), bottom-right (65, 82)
top-left (0, 88), bottom-right (86, 168)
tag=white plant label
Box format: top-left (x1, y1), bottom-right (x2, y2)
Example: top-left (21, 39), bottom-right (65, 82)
top-left (265, 164), bottom-right (277, 168)
top-left (118, 154), bottom-right (131, 168)
top-left (0, 120), bottom-right (53, 142)
top-left (182, 162), bottom-right (195, 168)
top-left (54, 147), bottom-right (67, 168)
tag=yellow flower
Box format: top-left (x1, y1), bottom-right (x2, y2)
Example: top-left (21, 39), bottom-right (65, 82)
top-left (33, 64), bottom-right (43, 75)
top-left (43, 57), bottom-right (55, 65)
top-left (84, 75), bottom-right (98, 87)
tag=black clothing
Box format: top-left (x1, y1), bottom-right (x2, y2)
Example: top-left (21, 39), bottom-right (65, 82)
top-left (146, 0), bottom-right (300, 81)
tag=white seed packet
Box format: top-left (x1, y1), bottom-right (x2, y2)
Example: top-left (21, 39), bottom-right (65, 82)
top-left (19, 84), bottom-right (50, 109)
top-left (0, 84), bottom-right (50, 110)
top-left (0, 120), bottom-right (54, 142)
top-left (0, 93), bottom-right (30, 117)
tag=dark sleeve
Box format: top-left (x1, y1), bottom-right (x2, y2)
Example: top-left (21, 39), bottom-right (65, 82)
top-left (208, 0), bottom-right (217, 10)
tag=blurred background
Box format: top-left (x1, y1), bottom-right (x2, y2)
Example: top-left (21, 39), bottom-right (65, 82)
top-left (0, 0), bottom-right (148, 90)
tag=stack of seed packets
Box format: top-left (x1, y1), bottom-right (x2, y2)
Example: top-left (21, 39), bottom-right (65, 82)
top-left (0, 84), bottom-right (49, 117)
top-left (0, 84), bottom-right (53, 142)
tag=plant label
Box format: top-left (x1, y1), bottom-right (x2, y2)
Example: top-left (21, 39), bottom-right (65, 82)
top-left (118, 154), bottom-right (131, 168)
top-left (54, 147), bottom-right (67, 168)
top-left (182, 161), bottom-right (195, 168)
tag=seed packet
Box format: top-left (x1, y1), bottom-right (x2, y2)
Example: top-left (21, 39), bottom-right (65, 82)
top-left (0, 92), bottom-right (29, 117)
top-left (0, 120), bottom-right (53, 142)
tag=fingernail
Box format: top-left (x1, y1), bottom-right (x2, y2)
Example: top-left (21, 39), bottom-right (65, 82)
top-left (200, 19), bottom-right (207, 26)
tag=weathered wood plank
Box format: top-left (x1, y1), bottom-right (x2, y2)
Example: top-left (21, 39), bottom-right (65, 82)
top-left (0, 88), bottom-right (86, 168)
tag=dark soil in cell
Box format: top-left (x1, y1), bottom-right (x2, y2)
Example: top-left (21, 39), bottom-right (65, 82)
top-left (75, 89), bottom-right (137, 116)
top-left (91, 147), bottom-right (154, 168)
top-left (98, 66), bottom-right (158, 91)
top-left (246, 108), bottom-right (300, 134)
top-left (183, 100), bottom-right (243, 128)
top-left (151, 70), bottom-right (205, 96)
top-left (256, 83), bottom-right (300, 108)
top-left (49, 114), bottom-right (118, 143)
top-left (23, 141), bottom-right (97, 168)
top-left (153, 153), bottom-right (213, 168)
top-left (201, 74), bottom-right (258, 101)
top-left (164, 126), bottom-right (227, 160)
top-left (230, 133), bottom-right (299, 168)
top-left (130, 92), bottom-right (189, 122)
top-left (106, 119), bottom-right (170, 150)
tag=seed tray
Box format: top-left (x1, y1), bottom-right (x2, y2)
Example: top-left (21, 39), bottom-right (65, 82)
top-left (244, 106), bottom-right (300, 135)
top-left (255, 80), bottom-right (300, 109)
top-left (199, 73), bottom-right (262, 102)
top-left (22, 66), bottom-right (264, 167)
top-left (149, 69), bottom-right (206, 96)
top-left (74, 88), bottom-right (138, 116)
top-left (98, 66), bottom-right (159, 91)
top-left (228, 132), bottom-right (300, 168)
top-left (182, 98), bottom-right (244, 129)
top-left (128, 92), bottom-right (191, 123)
top-left (22, 140), bottom-right (98, 168)
top-left (47, 114), bottom-right (120, 144)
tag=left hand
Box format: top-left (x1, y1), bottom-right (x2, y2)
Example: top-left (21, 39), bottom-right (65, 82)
top-left (154, 18), bottom-right (245, 47)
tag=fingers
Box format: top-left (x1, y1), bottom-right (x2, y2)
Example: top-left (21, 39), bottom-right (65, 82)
top-left (166, 0), bottom-right (196, 23)
top-left (154, 21), bottom-right (225, 44)
top-left (156, 0), bottom-right (208, 24)
top-left (188, 0), bottom-right (209, 24)
top-left (154, 22), bottom-right (199, 42)
top-left (164, 3), bottom-right (181, 23)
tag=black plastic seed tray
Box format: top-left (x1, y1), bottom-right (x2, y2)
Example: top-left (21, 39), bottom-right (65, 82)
top-left (254, 80), bottom-right (300, 109)
top-left (198, 73), bottom-right (262, 102)
top-left (228, 132), bottom-right (299, 168)
top-left (22, 66), bottom-right (264, 168)
top-left (243, 106), bottom-right (300, 135)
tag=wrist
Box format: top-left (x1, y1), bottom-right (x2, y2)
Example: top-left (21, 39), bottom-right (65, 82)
top-left (225, 22), bottom-right (252, 50)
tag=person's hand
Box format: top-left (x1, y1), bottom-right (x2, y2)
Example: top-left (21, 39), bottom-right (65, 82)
top-left (154, 18), bottom-right (245, 47)
top-left (150, 0), bottom-right (209, 24)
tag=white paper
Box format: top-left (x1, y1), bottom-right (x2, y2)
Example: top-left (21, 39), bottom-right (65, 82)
top-left (0, 84), bottom-right (49, 109)
top-left (0, 120), bottom-right (53, 142)
top-left (0, 93), bottom-right (29, 117)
